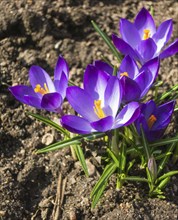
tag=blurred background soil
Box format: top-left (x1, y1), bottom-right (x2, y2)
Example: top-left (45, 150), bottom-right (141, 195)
top-left (0, 0), bottom-right (178, 219)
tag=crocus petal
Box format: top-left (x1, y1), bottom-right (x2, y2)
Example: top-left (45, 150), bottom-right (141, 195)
top-left (160, 39), bottom-right (178, 59)
top-left (66, 86), bottom-right (97, 121)
top-left (134, 113), bottom-right (149, 135)
top-left (61, 115), bottom-right (93, 134)
top-left (54, 56), bottom-right (69, 80)
top-left (104, 76), bottom-right (122, 117)
top-left (153, 100), bottom-right (175, 130)
top-left (119, 55), bottom-right (139, 79)
top-left (114, 102), bottom-right (140, 128)
top-left (120, 19), bottom-right (141, 48)
top-left (146, 130), bottom-right (165, 142)
top-left (140, 57), bottom-right (159, 80)
top-left (91, 116), bottom-right (114, 132)
top-left (137, 38), bottom-right (157, 63)
top-left (29, 65), bottom-right (56, 93)
top-left (152, 19), bottom-right (173, 53)
top-left (41, 92), bottom-right (62, 111)
top-left (120, 77), bottom-right (141, 103)
top-left (134, 71), bottom-right (154, 98)
top-left (135, 115), bottom-right (164, 142)
top-left (140, 100), bottom-right (156, 119)
top-left (54, 72), bottom-right (68, 99)
top-left (84, 64), bottom-right (109, 101)
top-left (135, 57), bottom-right (159, 97)
top-left (134, 7), bottom-right (156, 38)
top-left (23, 95), bottom-right (42, 109)
top-left (112, 35), bottom-right (140, 61)
top-left (9, 85), bottom-right (41, 106)
top-left (94, 60), bottom-right (113, 75)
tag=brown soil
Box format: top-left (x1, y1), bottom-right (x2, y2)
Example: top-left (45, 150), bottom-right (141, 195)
top-left (0, 0), bottom-right (178, 219)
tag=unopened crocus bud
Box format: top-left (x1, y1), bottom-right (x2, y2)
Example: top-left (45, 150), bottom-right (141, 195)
top-left (148, 156), bottom-right (157, 182)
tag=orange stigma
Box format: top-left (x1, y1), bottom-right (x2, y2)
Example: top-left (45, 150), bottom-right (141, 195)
top-left (143, 29), bottom-right (150, 40)
top-left (34, 83), bottom-right (49, 95)
top-left (147, 114), bottom-right (157, 129)
top-left (120, 72), bottom-right (129, 77)
top-left (94, 100), bottom-right (106, 119)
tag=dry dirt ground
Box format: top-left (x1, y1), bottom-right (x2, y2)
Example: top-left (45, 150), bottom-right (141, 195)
top-left (0, 0), bottom-right (178, 219)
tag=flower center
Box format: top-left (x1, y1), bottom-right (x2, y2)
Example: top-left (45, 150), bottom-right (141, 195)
top-left (120, 72), bottom-right (129, 77)
top-left (143, 29), bottom-right (150, 40)
top-left (94, 100), bottom-right (106, 119)
top-left (147, 114), bottom-right (157, 129)
top-left (34, 83), bottom-right (49, 95)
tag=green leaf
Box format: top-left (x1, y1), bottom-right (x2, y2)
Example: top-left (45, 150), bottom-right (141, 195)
top-left (156, 84), bottom-right (178, 102)
top-left (120, 144), bottom-right (126, 172)
top-left (126, 159), bottom-right (135, 174)
top-left (124, 176), bottom-right (148, 183)
top-left (68, 80), bottom-right (77, 86)
top-left (127, 136), bottom-right (178, 154)
top-left (73, 145), bottom-right (89, 177)
top-left (156, 177), bottom-right (170, 191)
top-left (107, 148), bottom-right (120, 167)
top-left (91, 20), bottom-right (122, 62)
top-left (156, 170), bottom-right (178, 183)
top-left (146, 167), bottom-right (153, 186)
top-left (91, 162), bottom-right (117, 199)
top-left (174, 106), bottom-right (178, 112)
top-left (157, 142), bottom-right (176, 176)
top-left (150, 136), bottom-right (178, 148)
top-left (36, 132), bottom-right (105, 153)
top-left (91, 180), bottom-right (107, 209)
top-left (27, 112), bottom-right (69, 137)
top-left (140, 125), bottom-right (151, 161)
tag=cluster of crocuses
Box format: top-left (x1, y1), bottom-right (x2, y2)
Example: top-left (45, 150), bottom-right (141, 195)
top-left (10, 8), bottom-right (177, 143)
top-left (9, 7), bottom-right (178, 206)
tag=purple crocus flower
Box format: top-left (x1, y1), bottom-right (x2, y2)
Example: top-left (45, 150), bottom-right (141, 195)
top-left (94, 55), bottom-right (159, 103)
top-left (61, 65), bottom-right (140, 134)
top-left (9, 56), bottom-right (69, 113)
top-left (135, 100), bottom-right (175, 142)
top-left (112, 7), bottom-right (178, 64)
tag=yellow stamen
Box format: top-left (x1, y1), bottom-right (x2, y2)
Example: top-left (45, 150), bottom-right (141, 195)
top-left (34, 83), bottom-right (49, 95)
top-left (120, 72), bottom-right (129, 77)
top-left (143, 29), bottom-right (150, 40)
top-left (94, 100), bottom-right (106, 119)
top-left (147, 114), bottom-right (157, 129)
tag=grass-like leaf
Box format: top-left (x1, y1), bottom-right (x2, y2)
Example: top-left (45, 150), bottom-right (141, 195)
top-left (156, 170), bottom-right (178, 183)
top-left (107, 148), bottom-right (120, 167)
top-left (91, 180), bottom-right (107, 209)
top-left (36, 132), bottom-right (105, 153)
top-left (127, 136), bottom-right (178, 154)
top-left (140, 125), bottom-right (151, 161)
top-left (156, 84), bottom-right (178, 102)
top-left (91, 162), bottom-right (117, 200)
top-left (27, 112), bottom-right (69, 137)
top-left (124, 176), bottom-right (148, 183)
top-left (91, 20), bottom-right (122, 62)
top-left (73, 144), bottom-right (89, 177)
top-left (157, 142), bottom-right (176, 176)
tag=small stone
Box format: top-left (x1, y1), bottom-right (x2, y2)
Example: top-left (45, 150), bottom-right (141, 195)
top-left (42, 133), bottom-right (54, 145)
top-left (86, 160), bottom-right (96, 177)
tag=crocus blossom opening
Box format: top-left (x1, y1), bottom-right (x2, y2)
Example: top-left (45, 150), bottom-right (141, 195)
top-left (112, 7), bottom-right (178, 64)
top-left (120, 72), bottom-right (129, 77)
top-left (34, 83), bottom-right (49, 95)
top-left (143, 29), bottom-right (150, 40)
top-left (9, 56), bottom-right (69, 112)
top-left (147, 114), bottom-right (157, 129)
top-left (94, 100), bottom-right (106, 119)
top-left (61, 64), bottom-right (140, 134)
top-left (94, 55), bottom-right (159, 103)
top-left (135, 100), bottom-right (175, 142)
